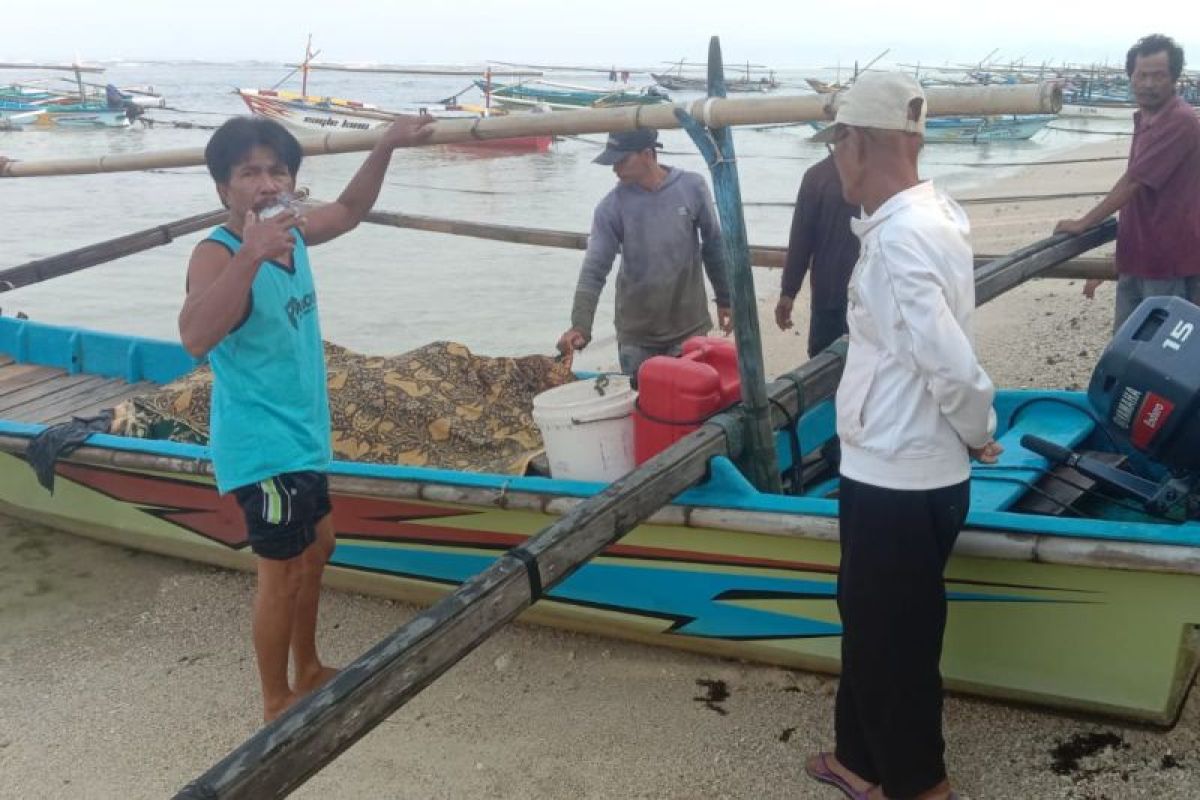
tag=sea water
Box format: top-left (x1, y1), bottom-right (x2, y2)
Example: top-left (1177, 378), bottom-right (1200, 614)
top-left (0, 61), bottom-right (1127, 371)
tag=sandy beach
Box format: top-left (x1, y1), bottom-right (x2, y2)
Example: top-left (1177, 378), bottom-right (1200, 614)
top-left (3, 135), bottom-right (1198, 800)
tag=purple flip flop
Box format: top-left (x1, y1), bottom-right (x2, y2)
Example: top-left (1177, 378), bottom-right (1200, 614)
top-left (805, 752), bottom-right (872, 800)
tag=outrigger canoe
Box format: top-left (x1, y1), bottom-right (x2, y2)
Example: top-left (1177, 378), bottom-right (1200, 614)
top-left (236, 88), bottom-right (553, 154)
top-left (0, 314), bottom-right (1196, 726)
top-left (811, 114), bottom-right (1055, 144)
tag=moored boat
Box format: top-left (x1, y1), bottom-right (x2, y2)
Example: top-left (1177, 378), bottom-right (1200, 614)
top-left (236, 88), bottom-right (553, 153)
top-left (0, 97), bottom-right (131, 128)
top-left (0, 103), bottom-right (47, 129)
top-left (474, 79), bottom-right (671, 110)
top-left (811, 113), bottom-right (1054, 144)
top-left (652, 72), bottom-right (777, 93)
top-left (923, 113), bottom-right (1055, 142)
top-left (1, 313), bottom-right (1196, 726)
top-left (1059, 101), bottom-right (1137, 120)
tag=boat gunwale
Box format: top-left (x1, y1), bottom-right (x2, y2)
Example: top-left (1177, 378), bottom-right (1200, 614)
top-left (3, 316), bottom-right (1200, 566)
top-left (1, 425), bottom-right (1198, 577)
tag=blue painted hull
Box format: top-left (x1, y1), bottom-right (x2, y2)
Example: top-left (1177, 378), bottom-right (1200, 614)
top-left (811, 114), bottom-right (1054, 144)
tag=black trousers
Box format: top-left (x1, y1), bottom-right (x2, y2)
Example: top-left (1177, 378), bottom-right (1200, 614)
top-left (834, 476), bottom-right (970, 799)
top-left (808, 307), bottom-right (849, 358)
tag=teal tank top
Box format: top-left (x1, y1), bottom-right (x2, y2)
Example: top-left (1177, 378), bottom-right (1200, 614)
top-left (204, 225), bottom-right (331, 493)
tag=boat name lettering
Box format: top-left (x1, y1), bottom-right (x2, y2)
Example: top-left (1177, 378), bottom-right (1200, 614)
top-left (303, 116), bottom-right (342, 128)
top-left (1113, 386), bottom-right (1142, 430)
top-left (285, 292), bottom-right (317, 329)
top-left (300, 115), bottom-right (370, 131)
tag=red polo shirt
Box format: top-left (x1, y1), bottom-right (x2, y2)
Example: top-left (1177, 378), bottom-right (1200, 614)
top-left (1117, 95), bottom-right (1200, 278)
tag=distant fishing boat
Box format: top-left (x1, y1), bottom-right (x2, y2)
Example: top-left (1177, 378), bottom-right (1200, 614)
top-left (0, 97), bottom-right (131, 129)
top-left (238, 39), bottom-right (553, 154)
top-left (0, 63), bottom-right (146, 129)
top-left (810, 113), bottom-right (1054, 144)
top-left (651, 73), bottom-right (778, 92)
top-left (237, 88), bottom-right (553, 153)
top-left (653, 58), bottom-right (778, 93)
top-left (0, 103), bottom-right (47, 130)
top-left (923, 113), bottom-right (1055, 142)
top-left (1059, 102), bottom-right (1137, 119)
top-left (475, 79), bottom-right (670, 110)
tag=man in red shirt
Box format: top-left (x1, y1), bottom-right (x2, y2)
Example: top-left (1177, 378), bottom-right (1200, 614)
top-left (1056, 34), bottom-right (1200, 330)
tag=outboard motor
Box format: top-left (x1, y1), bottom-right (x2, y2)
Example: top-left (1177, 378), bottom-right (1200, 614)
top-left (105, 83), bottom-right (126, 108)
top-left (1022, 296), bottom-right (1200, 518)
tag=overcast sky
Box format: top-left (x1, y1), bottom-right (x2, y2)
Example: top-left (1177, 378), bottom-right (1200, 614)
top-left (4, 0), bottom-right (1197, 70)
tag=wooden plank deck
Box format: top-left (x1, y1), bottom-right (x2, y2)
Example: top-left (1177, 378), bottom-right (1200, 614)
top-left (0, 360), bottom-right (151, 425)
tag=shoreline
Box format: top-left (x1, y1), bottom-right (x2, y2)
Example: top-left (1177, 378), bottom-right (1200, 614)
top-left (3, 134), bottom-right (1199, 800)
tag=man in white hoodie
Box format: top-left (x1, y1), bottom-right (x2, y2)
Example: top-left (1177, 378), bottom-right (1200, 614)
top-left (805, 74), bottom-right (1001, 800)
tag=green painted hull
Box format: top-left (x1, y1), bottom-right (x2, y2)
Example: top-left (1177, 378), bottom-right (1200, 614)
top-left (0, 448), bottom-right (1195, 726)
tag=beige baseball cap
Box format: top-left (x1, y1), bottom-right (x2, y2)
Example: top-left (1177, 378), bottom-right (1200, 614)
top-left (812, 71), bottom-right (926, 142)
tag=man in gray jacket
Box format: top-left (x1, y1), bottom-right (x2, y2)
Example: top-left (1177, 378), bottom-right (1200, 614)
top-left (556, 128), bottom-right (732, 380)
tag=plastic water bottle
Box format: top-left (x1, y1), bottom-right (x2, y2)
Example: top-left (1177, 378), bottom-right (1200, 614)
top-left (259, 192), bottom-right (300, 220)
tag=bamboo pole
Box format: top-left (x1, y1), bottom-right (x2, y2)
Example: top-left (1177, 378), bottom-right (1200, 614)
top-left (173, 222), bottom-right (1113, 800)
top-left (358, 209), bottom-right (1116, 278)
top-left (676, 36), bottom-right (780, 493)
top-left (0, 209), bottom-right (227, 293)
top-left (1, 82), bottom-right (1061, 178)
top-left (0, 203), bottom-right (1116, 297)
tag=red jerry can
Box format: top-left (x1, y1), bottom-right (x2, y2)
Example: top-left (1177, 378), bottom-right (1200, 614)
top-left (634, 336), bottom-right (741, 464)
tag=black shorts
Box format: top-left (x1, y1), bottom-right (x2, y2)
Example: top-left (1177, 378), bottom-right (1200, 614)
top-left (233, 471), bottom-right (332, 561)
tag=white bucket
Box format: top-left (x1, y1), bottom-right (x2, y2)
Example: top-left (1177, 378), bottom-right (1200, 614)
top-left (532, 375), bottom-right (637, 482)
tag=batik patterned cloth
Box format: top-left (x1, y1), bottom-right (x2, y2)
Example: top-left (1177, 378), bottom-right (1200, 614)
top-left (111, 341), bottom-right (575, 475)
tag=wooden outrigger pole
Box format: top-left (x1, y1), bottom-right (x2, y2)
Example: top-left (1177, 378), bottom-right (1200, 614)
top-left (0, 81), bottom-right (1061, 178)
top-left (676, 36), bottom-right (780, 493)
top-left (0, 207), bottom-right (1117, 297)
top-left (0, 209), bottom-right (227, 293)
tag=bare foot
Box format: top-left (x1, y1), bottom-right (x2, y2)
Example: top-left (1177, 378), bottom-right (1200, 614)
top-left (263, 691), bottom-right (299, 723)
top-left (295, 665), bottom-right (339, 695)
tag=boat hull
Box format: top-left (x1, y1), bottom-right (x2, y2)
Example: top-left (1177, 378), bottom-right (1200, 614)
top-left (0, 438), bottom-right (1196, 726)
top-left (1, 316), bottom-right (1197, 725)
top-left (237, 90), bottom-right (552, 153)
top-left (31, 109), bottom-right (130, 128)
top-left (0, 99), bottom-right (128, 129)
top-left (651, 73), bottom-right (776, 93)
top-left (1059, 103), bottom-right (1137, 120)
top-left (477, 80), bottom-right (668, 109)
top-left (811, 115), bottom-right (1053, 144)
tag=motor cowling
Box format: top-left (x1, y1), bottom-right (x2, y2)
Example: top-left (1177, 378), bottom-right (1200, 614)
top-left (1088, 296), bottom-right (1200, 472)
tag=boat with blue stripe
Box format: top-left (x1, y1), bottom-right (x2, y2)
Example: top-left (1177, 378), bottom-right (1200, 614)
top-left (0, 313), bottom-right (1195, 726)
